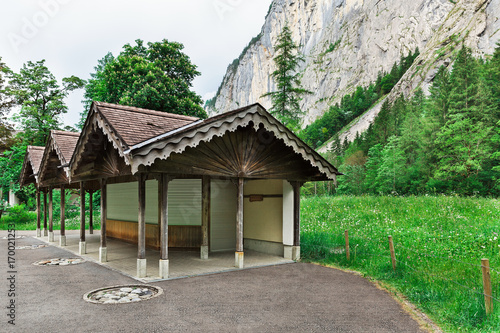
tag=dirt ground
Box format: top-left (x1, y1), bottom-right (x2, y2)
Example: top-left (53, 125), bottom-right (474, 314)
top-left (1, 235), bottom-right (427, 332)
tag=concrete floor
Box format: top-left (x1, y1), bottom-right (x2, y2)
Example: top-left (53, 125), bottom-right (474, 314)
top-left (1, 234), bottom-right (429, 332)
top-left (32, 230), bottom-right (293, 281)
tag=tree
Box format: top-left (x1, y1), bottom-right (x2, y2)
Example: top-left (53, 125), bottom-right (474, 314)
top-left (433, 47), bottom-right (494, 193)
top-left (262, 25), bottom-right (311, 130)
top-left (81, 39), bottom-right (206, 126)
top-left (376, 136), bottom-right (406, 194)
top-left (6, 60), bottom-right (85, 146)
top-left (0, 58), bottom-right (16, 151)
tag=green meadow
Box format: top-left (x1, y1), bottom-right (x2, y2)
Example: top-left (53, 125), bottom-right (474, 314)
top-left (301, 195), bottom-right (500, 332)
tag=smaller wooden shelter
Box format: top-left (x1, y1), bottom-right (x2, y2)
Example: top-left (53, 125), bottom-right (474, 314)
top-left (19, 145), bottom-right (45, 237)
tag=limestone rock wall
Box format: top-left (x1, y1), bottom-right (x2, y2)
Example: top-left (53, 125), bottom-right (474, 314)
top-left (209, 0), bottom-right (500, 150)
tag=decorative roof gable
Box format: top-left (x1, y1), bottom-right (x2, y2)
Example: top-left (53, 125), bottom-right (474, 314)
top-left (19, 146), bottom-right (45, 187)
top-left (130, 103), bottom-right (340, 180)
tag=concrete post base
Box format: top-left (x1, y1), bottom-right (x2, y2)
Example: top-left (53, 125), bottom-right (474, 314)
top-left (99, 247), bottom-right (107, 263)
top-left (292, 246), bottom-right (301, 261)
top-left (59, 235), bottom-right (66, 246)
top-left (284, 245), bottom-right (293, 260)
top-left (43, 229), bottom-right (48, 237)
top-left (235, 251), bottom-right (244, 269)
top-left (137, 258), bottom-right (147, 278)
top-left (200, 245), bottom-right (209, 260)
top-left (48, 231), bottom-right (54, 242)
top-left (284, 245), bottom-right (300, 260)
top-left (79, 241), bottom-right (86, 255)
top-left (159, 259), bottom-right (169, 279)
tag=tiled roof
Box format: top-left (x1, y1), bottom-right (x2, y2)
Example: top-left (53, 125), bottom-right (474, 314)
top-left (94, 102), bottom-right (199, 148)
top-left (51, 130), bottom-right (80, 164)
top-left (130, 103), bottom-right (341, 179)
top-left (28, 146), bottom-right (45, 174)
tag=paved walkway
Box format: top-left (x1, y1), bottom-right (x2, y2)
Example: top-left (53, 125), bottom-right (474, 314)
top-left (1, 233), bottom-right (430, 332)
top-left (28, 230), bottom-right (293, 281)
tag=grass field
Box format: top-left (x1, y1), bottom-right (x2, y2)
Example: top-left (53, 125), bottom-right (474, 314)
top-left (301, 195), bottom-right (500, 332)
top-left (0, 207), bottom-right (100, 231)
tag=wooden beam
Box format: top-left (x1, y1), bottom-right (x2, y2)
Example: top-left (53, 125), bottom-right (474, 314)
top-left (100, 179), bottom-right (107, 248)
top-left (89, 190), bottom-right (93, 234)
top-left (43, 189), bottom-right (48, 236)
top-left (292, 181), bottom-right (303, 247)
top-left (48, 187), bottom-right (53, 241)
top-left (201, 176), bottom-right (210, 259)
top-left (138, 173), bottom-right (146, 260)
top-left (202, 176), bottom-right (210, 247)
top-left (60, 186), bottom-right (65, 237)
top-left (36, 189), bottom-right (41, 237)
top-left (80, 182), bottom-right (85, 243)
top-left (236, 177), bottom-right (244, 252)
top-left (159, 174), bottom-right (169, 260)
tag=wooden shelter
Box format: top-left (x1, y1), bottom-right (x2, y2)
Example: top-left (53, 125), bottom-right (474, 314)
top-left (37, 130), bottom-right (97, 246)
top-left (22, 101), bottom-right (340, 279)
top-left (19, 145), bottom-right (45, 237)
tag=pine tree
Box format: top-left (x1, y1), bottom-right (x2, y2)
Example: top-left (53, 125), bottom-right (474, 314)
top-left (433, 46), bottom-right (493, 192)
top-left (262, 25), bottom-right (311, 130)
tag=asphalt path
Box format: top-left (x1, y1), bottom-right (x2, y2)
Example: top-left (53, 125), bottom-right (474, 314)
top-left (0, 235), bottom-right (426, 333)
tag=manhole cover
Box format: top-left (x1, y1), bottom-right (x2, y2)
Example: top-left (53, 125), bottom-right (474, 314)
top-left (33, 258), bottom-right (84, 266)
top-left (16, 244), bottom-right (48, 250)
top-left (84, 285), bottom-right (163, 304)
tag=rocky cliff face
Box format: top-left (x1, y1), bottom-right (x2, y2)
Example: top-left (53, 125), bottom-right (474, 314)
top-left (209, 0), bottom-right (500, 150)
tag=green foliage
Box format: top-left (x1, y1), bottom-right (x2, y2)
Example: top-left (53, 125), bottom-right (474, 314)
top-left (323, 39), bottom-right (341, 55)
top-left (1, 204), bottom-right (36, 224)
top-left (6, 60), bottom-right (85, 146)
top-left (301, 195), bottom-right (500, 332)
top-left (301, 48), bottom-right (420, 148)
top-left (0, 57), bottom-right (16, 148)
top-left (332, 45), bottom-right (500, 196)
top-left (0, 190), bottom-right (101, 230)
top-left (262, 25), bottom-right (312, 130)
top-left (80, 39), bottom-right (206, 127)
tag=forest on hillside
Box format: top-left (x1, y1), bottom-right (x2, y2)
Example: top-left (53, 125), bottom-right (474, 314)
top-left (312, 45), bottom-right (500, 196)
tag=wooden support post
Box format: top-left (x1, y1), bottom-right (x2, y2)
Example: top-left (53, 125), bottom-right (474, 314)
top-left (99, 179), bottom-right (107, 262)
top-left (48, 187), bottom-right (54, 242)
top-left (345, 230), bottom-right (350, 260)
top-left (201, 176), bottom-right (210, 260)
top-left (43, 189), bottom-right (48, 236)
top-left (481, 258), bottom-right (493, 315)
top-left (159, 174), bottom-right (169, 278)
top-left (388, 235), bottom-right (396, 271)
top-left (79, 182), bottom-right (86, 255)
top-left (291, 181), bottom-right (303, 261)
top-left (137, 174), bottom-right (146, 278)
top-left (235, 177), bottom-right (244, 268)
top-left (89, 190), bottom-right (93, 234)
top-left (60, 186), bottom-right (66, 246)
top-left (36, 189), bottom-right (41, 237)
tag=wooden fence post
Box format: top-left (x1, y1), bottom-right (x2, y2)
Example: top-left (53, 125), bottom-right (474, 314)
top-left (388, 235), bottom-right (396, 271)
top-left (345, 230), bottom-right (350, 260)
top-left (481, 258), bottom-right (493, 315)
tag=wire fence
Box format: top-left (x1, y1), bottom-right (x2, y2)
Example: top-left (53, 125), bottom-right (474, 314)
top-left (302, 232), bottom-right (500, 313)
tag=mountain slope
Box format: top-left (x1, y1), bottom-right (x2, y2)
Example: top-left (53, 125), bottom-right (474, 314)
top-left (208, 0), bottom-right (500, 149)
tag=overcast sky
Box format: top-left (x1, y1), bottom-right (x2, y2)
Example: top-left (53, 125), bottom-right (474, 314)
top-left (1, 0), bottom-right (271, 127)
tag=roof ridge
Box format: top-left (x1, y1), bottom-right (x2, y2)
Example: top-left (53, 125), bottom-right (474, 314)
top-left (52, 130), bottom-right (80, 136)
top-left (28, 145), bottom-right (45, 150)
top-left (94, 101), bottom-right (199, 121)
